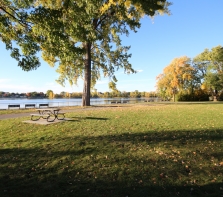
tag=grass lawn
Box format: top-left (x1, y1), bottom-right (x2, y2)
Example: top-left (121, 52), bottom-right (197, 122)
top-left (0, 103), bottom-right (223, 197)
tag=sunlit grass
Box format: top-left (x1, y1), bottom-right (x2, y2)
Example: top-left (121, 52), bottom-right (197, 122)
top-left (0, 103), bottom-right (223, 197)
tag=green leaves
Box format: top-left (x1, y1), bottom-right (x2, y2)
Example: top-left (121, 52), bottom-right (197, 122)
top-left (0, 0), bottom-right (171, 105)
top-left (194, 45), bottom-right (223, 94)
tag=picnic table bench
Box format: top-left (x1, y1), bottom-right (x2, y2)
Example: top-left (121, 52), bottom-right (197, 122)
top-left (30, 108), bottom-right (65, 122)
top-left (8, 104), bottom-right (20, 109)
top-left (25, 104), bottom-right (36, 108)
top-left (39, 104), bottom-right (49, 108)
top-left (111, 101), bottom-right (128, 104)
top-left (144, 100), bottom-right (154, 102)
top-left (111, 101), bottom-right (120, 104)
top-left (30, 113), bottom-right (50, 121)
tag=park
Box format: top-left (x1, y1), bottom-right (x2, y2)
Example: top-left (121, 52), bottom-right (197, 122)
top-left (0, 102), bottom-right (223, 196)
top-left (1, 0), bottom-right (223, 196)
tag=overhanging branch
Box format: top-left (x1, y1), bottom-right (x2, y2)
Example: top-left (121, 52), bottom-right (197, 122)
top-left (0, 6), bottom-right (32, 28)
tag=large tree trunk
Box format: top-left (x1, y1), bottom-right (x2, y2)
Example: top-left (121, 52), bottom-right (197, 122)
top-left (82, 43), bottom-right (91, 106)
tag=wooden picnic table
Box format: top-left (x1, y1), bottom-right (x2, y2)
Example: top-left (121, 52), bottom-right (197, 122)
top-left (30, 108), bottom-right (65, 122)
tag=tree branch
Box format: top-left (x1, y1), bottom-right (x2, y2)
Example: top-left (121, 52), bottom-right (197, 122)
top-left (95, 14), bottom-right (108, 29)
top-left (0, 6), bottom-right (31, 28)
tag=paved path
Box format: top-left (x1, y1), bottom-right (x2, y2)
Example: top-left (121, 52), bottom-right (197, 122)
top-left (0, 112), bottom-right (32, 120)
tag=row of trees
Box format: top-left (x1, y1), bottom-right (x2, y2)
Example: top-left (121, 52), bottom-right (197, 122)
top-left (156, 45), bottom-right (223, 101)
top-left (0, 91), bottom-right (45, 98)
top-left (46, 90), bottom-right (158, 99)
top-left (0, 90), bottom-right (158, 99)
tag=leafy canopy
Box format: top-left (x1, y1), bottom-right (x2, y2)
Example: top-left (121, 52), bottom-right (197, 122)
top-left (193, 45), bottom-right (223, 92)
top-left (0, 0), bottom-right (171, 90)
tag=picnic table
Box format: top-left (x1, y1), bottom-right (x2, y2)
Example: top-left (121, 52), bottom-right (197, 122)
top-left (30, 108), bottom-right (65, 122)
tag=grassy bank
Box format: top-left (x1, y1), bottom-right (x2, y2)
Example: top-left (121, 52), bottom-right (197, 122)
top-left (0, 103), bottom-right (223, 197)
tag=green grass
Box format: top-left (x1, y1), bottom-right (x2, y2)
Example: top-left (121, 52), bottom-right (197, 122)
top-left (1, 103), bottom-right (223, 197)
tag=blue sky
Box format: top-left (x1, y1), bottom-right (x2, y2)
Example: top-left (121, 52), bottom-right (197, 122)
top-left (1, 0), bottom-right (223, 94)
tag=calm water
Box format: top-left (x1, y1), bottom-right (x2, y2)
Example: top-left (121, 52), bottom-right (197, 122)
top-left (0, 98), bottom-right (146, 109)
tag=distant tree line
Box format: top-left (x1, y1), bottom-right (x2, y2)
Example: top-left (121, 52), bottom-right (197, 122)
top-left (46, 90), bottom-right (158, 99)
top-left (0, 91), bottom-right (45, 98)
top-left (0, 90), bottom-right (158, 99)
top-left (156, 45), bottom-right (223, 101)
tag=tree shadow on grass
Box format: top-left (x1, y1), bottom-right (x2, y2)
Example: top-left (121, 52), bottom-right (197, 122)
top-left (70, 116), bottom-right (109, 120)
top-left (91, 105), bottom-right (132, 108)
top-left (1, 129), bottom-right (223, 197)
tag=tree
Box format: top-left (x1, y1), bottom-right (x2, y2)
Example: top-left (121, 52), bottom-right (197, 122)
top-left (156, 56), bottom-right (194, 102)
top-left (193, 45), bottom-right (223, 99)
top-left (48, 91), bottom-right (54, 99)
top-left (0, 0), bottom-right (171, 106)
top-left (130, 90), bottom-right (141, 98)
top-left (65, 92), bottom-right (70, 98)
top-left (60, 91), bottom-right (66, 98)
top-left (31, 91), bottom-right (38, 97)
top-left (46, 90), bottom-right (54, 98)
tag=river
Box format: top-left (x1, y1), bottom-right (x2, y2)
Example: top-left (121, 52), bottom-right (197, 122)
top-left (0, 98), bottom-right (148, 109)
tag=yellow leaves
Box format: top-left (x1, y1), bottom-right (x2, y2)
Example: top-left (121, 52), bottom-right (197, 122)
top-left (100, 4), bottom-right (108, 14)
top-left (201, 83), bottom-right (207, 90)
top-left (156, 56), bottom-right (194, 95)
top-left (100, 0), bottom-right (117, 14)
top-left (100, 0), bottom-right (144, 19)
top-left (41, 52), bottom-right (56, 67)
top-left (124, 0), bottom-right (131, 9)
top-left (34, 0), bottom-right (63, 9)
top-left (111, 28), bottom-right (116, 36)
top-left (48, 91), bottom-right (54, 99)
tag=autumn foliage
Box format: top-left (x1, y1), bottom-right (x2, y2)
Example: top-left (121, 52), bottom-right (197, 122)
top-left (156, 56), bottom-right (195, 101)
top-left (156, 45), bottom-right (223, 101)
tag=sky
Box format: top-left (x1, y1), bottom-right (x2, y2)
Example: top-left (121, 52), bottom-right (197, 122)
top-left (1, 0), bottom-right (223, 94)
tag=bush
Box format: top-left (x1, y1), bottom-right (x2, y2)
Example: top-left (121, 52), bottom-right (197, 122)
top-left (177, 90), bottom-right (209, 101)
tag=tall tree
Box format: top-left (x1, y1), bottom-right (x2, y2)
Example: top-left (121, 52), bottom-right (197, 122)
top-left (0, 0), bottom-right (171, 106)
top-left (156, 56), bottom-right (194, 101)
top-left (193, 45), bottom-right (223, 97)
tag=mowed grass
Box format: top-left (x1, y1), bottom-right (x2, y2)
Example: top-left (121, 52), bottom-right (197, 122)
top-left (0, 103), bottom-right (223, 197)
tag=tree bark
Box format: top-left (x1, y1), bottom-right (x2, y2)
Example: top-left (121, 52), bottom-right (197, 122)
top-left (82, 42), bottom-right (91, 106)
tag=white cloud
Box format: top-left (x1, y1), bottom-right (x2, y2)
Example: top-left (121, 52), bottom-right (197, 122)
top-left (0, 78), bottom-right (37, 92)
top-left (118, 83), bottom-right (156, 92)
top-left (96, 80), bottom-right (108, 85)
top-left (118, 78), bottom-right (154, 82)
top-left (42, 81), bottom-right (83, 94)
top-left (117, 69), bottom-right (143, 74)
top-left (136, 69), bottom-right (143, 73)
top-left (0, 79), bottom-right (75, 93)
top-left (0, 76), bottom-right (155, 93)
top-left (0, 83), bottom-right (37, 92)
top-left (0, 78), bottom-right (11, 83)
